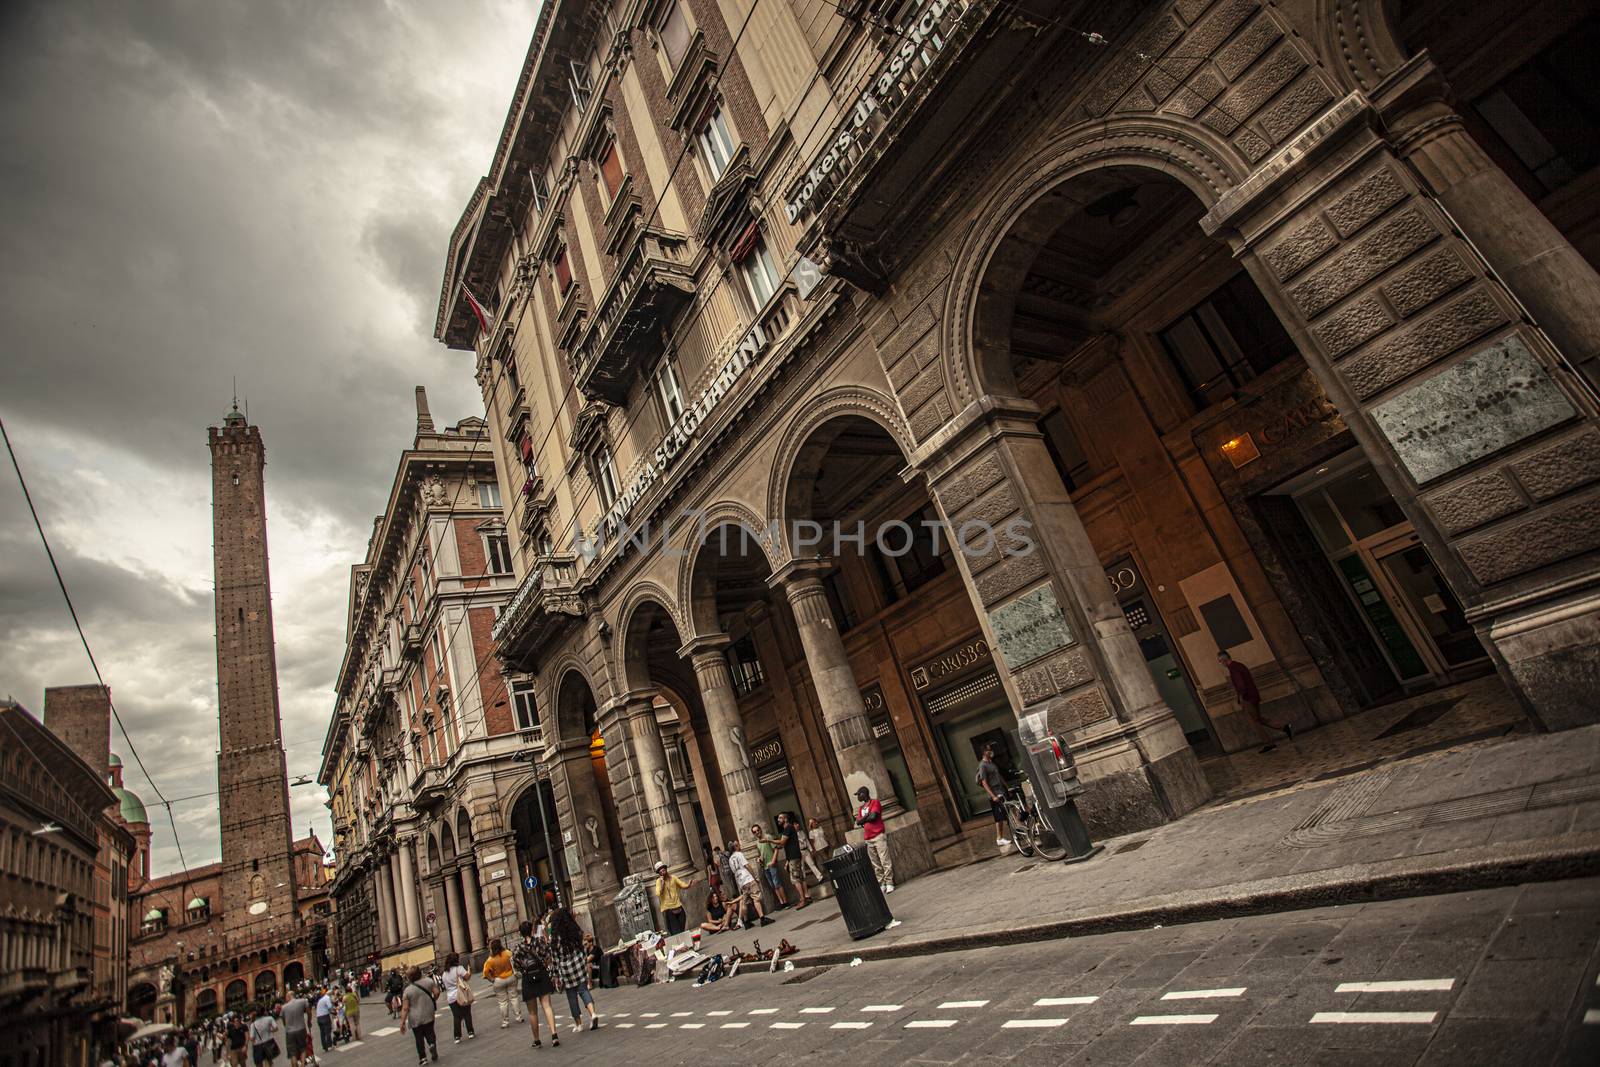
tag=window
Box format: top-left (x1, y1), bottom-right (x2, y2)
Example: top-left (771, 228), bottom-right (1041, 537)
top-left (568, 58), bottom-right (593, 112)
top-left (505, 353), bottom-right (520, 393)
top-left (1040, 409), bottom-right (1090, 492)
top-left (598, 140), bottom-right (626, 199)
top-left (896, 506), bottom-right (947, 594)
top-left (485, 533), bottom-right (512, 574)
top-left (1158, 271), bottom-right (1298, 409)
top-left (822, 569), bottom-right (857, 632)
top-left (1471, 16), bottom-right (1600, 196)
top-left (660, 3), bottom-right (693, 68)
top-left (511, 682), bottom-right (539, 732)
top-left (529, 169), bottom-right (550, 216)
top-left (653, 359), bottom-right (686, 425)
top-left (697, 106), bottom-right (736, 181)
top-left (738, 236), bottom-right (781, 308)
top-left (593, 444), bottom-right (621, 509)
top-left (477, 481), bottom-right (502, 509)
top-left (728, 635), bottom-right (765, 695)
top-left (431, 631), bottom-right (444, 672)
top-left (553, 247), bottom-right (573, 295)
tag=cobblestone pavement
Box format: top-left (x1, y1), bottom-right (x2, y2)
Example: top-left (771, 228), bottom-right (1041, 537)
top-left (321, 879), bottom-right (1600, 1065)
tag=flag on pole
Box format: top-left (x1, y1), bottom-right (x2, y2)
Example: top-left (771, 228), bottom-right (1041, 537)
top-left (462, 285), bottom-right (492, 336)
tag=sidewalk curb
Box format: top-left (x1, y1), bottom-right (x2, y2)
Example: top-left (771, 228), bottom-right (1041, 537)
top-left (789, 833), bottom-right (1600, 969)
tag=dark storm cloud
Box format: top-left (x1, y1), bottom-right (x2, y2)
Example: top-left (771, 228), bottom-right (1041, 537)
top-left (0, 0), bottom-right (532, 873)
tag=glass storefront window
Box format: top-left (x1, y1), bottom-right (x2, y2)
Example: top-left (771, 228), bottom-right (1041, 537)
top-left (933, 697), bottom-right (1022, 820)
top-left (1324, 465), bottom-right (1407, 540)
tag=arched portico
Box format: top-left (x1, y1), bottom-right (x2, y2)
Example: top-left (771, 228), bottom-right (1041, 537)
top-left (549, 666), bottom-right (625, 934)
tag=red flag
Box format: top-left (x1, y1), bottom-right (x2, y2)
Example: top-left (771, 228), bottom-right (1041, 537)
top-left (462, 285), bottom-right (492, 336)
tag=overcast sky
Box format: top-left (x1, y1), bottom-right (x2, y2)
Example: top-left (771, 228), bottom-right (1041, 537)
top-left (0, 0), bottom-right (533, 876)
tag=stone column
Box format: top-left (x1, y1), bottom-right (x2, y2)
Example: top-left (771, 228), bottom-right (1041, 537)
top-left (460, 862), bottom-right (487, 955)
top-left (593, 699), bottom-right (650, 875)
top-left (443, 870), bottom-right (469, 958)
top-left (680, 634), bottom-right (770, 851)
top-left (621, 691), bottom-right (694, 874)
top-left (771, 561), bottom-right (897, 803)
top-left (374, 862), bottom-right (398, 949)
top-left (397, 839), bottom-right (421, 942)
top-left (426, 877), bottom-right (454, 956)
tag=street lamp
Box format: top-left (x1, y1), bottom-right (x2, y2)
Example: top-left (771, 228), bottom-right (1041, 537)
top-left (512, 746), bottom-right (563, 909)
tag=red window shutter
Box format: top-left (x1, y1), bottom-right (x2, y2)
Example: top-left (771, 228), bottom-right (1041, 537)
top-left (519, 434), bottom-right (533, 462)
top-left (729, 220), bottom-right (760, 263)
top-left (600, 142), bottom-right (625, 197)
top-left (554, 249), bottom-right (572, 293)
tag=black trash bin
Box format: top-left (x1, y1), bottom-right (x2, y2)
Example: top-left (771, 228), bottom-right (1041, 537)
top-left (825, 845), bottom-right (893, 940)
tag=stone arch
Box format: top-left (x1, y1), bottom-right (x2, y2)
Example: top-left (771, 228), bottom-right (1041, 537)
top-left (426, 832), bottom-right (441, 870)
top-left (281, 961), bottom-right (304, 988)
top-left (942, 117), bottom-right (1250, 407)
top-left (455, 807), bottom-right (473, 850)
top-left (683, 515), bottom-right (781, 640)
top-left (1318, 0), bottom-right (1408, 94)
top-left (252, 969), bottom-right (276, 1001)
top-left (223, 978), bottom-right (247, 1013)
top-left (765, 385), bottom-right (914, 561)
top-left (615, 580), bottom-right (687, 691)
top-left (674, 499), bottom-right (775, 636)
top-left (552, 663), bottom-right (602, 744)
top-left (439, 821), bottom-right (456, 861)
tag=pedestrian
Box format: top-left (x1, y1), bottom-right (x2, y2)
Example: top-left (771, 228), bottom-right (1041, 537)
top-left (439, 951), bottom-right (477, 1042)
top-left (975, 742), bottom-right (1013, 853)
top-left (854, 785), bottom-right (894, 893)
top-left (546, 907), bottom-right (601, 1033)
top-left (653, 860), bottom-right (691, 934)
top-left (385, 968), bottom-right (404, 1018)
top-left (341, 986), bottom-right (361, 1043)
top-left (398, 965), bottom-right (440, 1065)
top-left (481, 938), bottom-right (524, 1028)
top-left (804, 817), bottom-right (829, 884)
top-left (225, 1012), bottom-right (249, 1067)
top-left (512, 919), bottom-right (561, 1048)
top-left (700, 887), bottom-right (732, 933)
top-left (727, 839), bottom-right (772, 927)
top-left (752, 823), bottom-right (789, 908)
top-left (160, 1036), bottom-right (188, 1067)
top-left (313, 988), bottom-right (335, 1052)
top-left (279, 990), bottom-right (313, 1067)
top-left (248, 1003), bottom-right (280, 1067)
top-left (776, 812), bottom-right (811, 907)
top-left (704, 849), bottom-right (723, 897)
top-left (1218, 649), bottom-right (1292, 752)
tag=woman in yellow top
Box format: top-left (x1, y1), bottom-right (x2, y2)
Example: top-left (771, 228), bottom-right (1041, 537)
top-left (342, 986), bottom-right (361, 1041)
top-left (483, 937), bottom-right (526, 1029)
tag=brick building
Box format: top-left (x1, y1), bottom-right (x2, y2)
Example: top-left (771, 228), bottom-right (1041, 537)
top-left (320, 388), bottom-right (545, 973)
top-left (430, 0), bottom-right (1600, 941)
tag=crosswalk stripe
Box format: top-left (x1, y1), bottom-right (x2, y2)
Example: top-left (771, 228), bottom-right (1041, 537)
top-left (640, 1012), bottom-right (660, 1018)
top-left (615, 1023), bottom-right (635, 1029)
top-left (938, 1000), bottom-right (989, 1009)
top-left (1130, 1014), bottom-right (1218, 1025)
top-left (800, 1007), bottom-right (836, 1014)
top-left (646, 1022), bottom-right (668, 1029)
top-left (749, 1008), bottom-right (779, 1015)
top-left (1311, 1011), bottom-right (1438, 1024)
top-left (335, 1041), bottom-right (364, 1050)
top-left (906, 1020), bottom-right (959, 1028)
top-left (861, 1004), bottom-right (902, 1012)
top-left (706, 1010), bottom-right (732, 1016)
top-left (1334, 980), bottom-right (1453, 993)
top-left (369, 1027), bottom-right (398, 1037)
top-left (720, 1022), bottom-right (749, 1029)
top-left (672, 1011), bottom-right (694, 1017)
top-left (1035, 996), bottom-right (1097, 1006)
top-left (771, 1021), bottom-right (805, 1029)
top-left (831, 1021), bottom-right (872, 1030)
top-left (613, 1012), bottom-right (630, 1017)
top-left (1163, 987), bottom-right (1245, 1000)
top-left (681, 1023), bottom-right (704, 1029)
top-left (1002, 1019), bottom-right (1068, 1028)
top-left (1583, 1009), bottom-right (1600, 1025)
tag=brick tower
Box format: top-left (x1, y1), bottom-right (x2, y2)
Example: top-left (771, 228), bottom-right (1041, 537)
top-left (209, 404), bottom-right (299, 940)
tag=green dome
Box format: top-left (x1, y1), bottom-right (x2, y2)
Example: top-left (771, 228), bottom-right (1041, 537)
top-left (186, 897), bottom-right (208, 911)
top-left (143, 907), bottom-right (164, 923)
top-left (109, 753), bottom-right (122, 767)
top-left (114, 786), bottom-right (147, 824)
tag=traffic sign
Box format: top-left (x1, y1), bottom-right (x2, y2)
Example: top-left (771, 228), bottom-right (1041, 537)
top-left (523, 875), bottom-right (539, 890)
top-left (425, 911), bottom-right (436, 926)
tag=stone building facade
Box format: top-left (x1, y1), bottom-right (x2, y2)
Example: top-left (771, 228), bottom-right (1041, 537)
top-left (434, 0), bottom-right (1600, 940)
top-left (320, 389), bottom-right (553, 973)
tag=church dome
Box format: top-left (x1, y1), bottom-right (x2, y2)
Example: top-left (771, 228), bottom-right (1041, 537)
top-left (114, 785), bottom-right (147, 824)
top-left (109, 753), bottom-right (122, 768)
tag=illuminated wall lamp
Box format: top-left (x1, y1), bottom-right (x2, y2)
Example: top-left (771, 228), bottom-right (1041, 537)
top-left (1220, 433), bottom-right (1261, 470)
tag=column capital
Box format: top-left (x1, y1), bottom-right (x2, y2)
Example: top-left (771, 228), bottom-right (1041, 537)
top-left (767, 557), bottom-right (831, 592)
top-left (677, 632), bottom-right (731, 660)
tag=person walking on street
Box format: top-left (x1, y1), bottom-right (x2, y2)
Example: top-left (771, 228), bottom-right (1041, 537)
top-left (279, 991), bottom-right (314, 1067)
top-left (313, 988), bottom-right (334, 1052)
top-left (728, 839), bottom-right (773, 927)
top-left (248, 1004), bottom-right (280, 1067)
top-left (653, 861), bottom-right (691, 934)
top-left (225, 1013), bottom-right (249, 1067)
top-left (385, 969), bottom-right (404, 1018)
top-left (512, 919), bottom-right (561, 1048)
top-left (752, 824), bottom-right (789, 908)
top-left (482, 938), bottom-right (524, 1028)
top-left (341, 986), bottom-right (361, 1043)
top-left (855, 786), bottom-right (894, 893)
top-left (546, 908), bottom-right (601, 1033)
top-left (975, 743), bottom-right (1012, 853)
top-left (1218, 649), bottom-right (1292, 752)
top-left (804, 817), bottom-right (829, 885)
top-left (776, 813), bottom-right (810, 907)
top-left (439, 951), bottom-right (476, 1042)
top-left (398, 966), bottom-right (440, 1065)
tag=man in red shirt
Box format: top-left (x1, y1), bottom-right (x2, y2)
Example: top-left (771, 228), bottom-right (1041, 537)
top-left (854, 786), bottom-right (894, 893)
top-left (1218, 649), bottom-right (1293, 753)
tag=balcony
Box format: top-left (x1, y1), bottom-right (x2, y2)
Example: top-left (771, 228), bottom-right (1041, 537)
top-left (408, 765), bottom-right (449, 814)
top-left (573, 227), bottom-right (695, 403)
top-left (401, 623), bottom-right (423, 661)
top-left (379, 667), bottom-right (403, 701)
top-left (492, 554), bottom-right (584, 669)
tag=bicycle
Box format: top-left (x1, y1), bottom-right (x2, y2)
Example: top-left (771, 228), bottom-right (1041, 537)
top-left (1002, 784), bottom-right (1068, 862)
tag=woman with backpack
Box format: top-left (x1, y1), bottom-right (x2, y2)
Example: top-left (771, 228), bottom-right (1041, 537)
top-left (512, 920), bottom-right (561, 1048)
top-left (546, 908), bottom-right (600, 1034)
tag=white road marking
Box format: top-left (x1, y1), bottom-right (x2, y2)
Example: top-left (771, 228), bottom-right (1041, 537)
top-left (749, 1008), bottom-right (779, 1015)
top-left (612, 1012), bottom-right (630, 1017)
top-left (1002, 1019), bottom-right (1068, 1029)
top-left (1583, 1009), bottom-right (1600, 1025)
top-left (680, 1023), bottom-right (704, 1029)
top-left (640, 1012), bottom-right (660, 1018)
top-left (770, 1021), bottom-right (805, 1030)
top-left (646, 1022), bottom-right (668, 1029)
top-left (906, 1020), bottom-right (959, 1029)
top-left (335, 1041), bottom-right (364, 1051)
top-left (672, 1011), bottom-right (694, 1017)
top-left (800, 1007), bottom-right (836, 1014)
top-left (1163, 987), bottom-right (1246, 1000)
top-left (369, 1027), bottom-right (398, 1037)
top-left (614, 1023), bottom-right (635, 1029)
top-left (831, 1021), bottom-right (873, 1030)
top-left (706, 1010), bottom-right (732, 1016)
top-left (1334, 980), bottom-right (1454, 993)
top-left (720, 1022), bottom-right (749, 1029)
top-left (1311, 1011), bottom-right (1438, 1025)
top-left (1035, 996), bottom-right (1098, 1006)
top-left (1130, 1014), bottom-right (1219, 1026)
top-left (938, 1000), bottom-right (989, 1009)
top-left (861, 1004), bottom-right (902, 1012)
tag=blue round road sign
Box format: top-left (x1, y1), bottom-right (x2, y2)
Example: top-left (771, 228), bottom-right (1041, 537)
top-left (524, 875), bottom-right (539, 890)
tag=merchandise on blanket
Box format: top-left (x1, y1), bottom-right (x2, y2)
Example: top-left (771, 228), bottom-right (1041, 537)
top-left (693, 954), bottom-right (726, 986)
